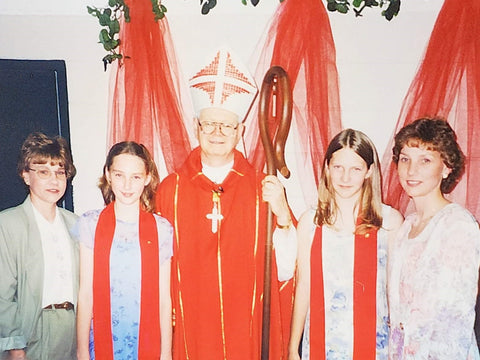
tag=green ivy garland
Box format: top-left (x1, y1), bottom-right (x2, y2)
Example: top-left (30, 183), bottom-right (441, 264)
top-left (88, 0), bottom-right (400, 69)
top-left (326, 0), bottom-right (401, 20)
top-left (87, 0), bottom-right (166, 69)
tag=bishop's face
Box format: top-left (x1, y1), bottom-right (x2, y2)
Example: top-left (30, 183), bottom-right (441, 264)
top-left (195, 107), bottom-right (244, 167)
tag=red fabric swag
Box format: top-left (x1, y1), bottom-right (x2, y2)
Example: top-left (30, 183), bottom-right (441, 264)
top-left (381, 0), bottom-right (480, 219)
top-left (310, 225), bottom-right (377, 359)
top-left (109, 0), bottom-right (191, 173)
top-left (245, 0), bottom-right (342, 185)
top-left (93, 202), bottom-right (161, 359)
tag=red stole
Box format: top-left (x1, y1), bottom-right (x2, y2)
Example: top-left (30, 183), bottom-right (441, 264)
top-left (310, 225), bottom-right (378, 359)
top-left (93, 202), bottom-right (161, 359)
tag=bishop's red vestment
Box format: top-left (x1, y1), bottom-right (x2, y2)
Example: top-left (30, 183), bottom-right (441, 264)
top-left (156, 147), bottom-right (293, 360)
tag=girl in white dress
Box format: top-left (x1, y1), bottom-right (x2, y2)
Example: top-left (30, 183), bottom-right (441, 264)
top-left (288, 129), bottom-right (403, 360)
top-left (388, 118), bottom-right (480, 359)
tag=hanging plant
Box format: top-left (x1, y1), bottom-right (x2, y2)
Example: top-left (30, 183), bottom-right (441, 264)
top-left (199, 0), bottom-right (398, 19)
top-left (89, 0), bottom-right (399, 68)
top-left (326, 0), bottom-right (401, 20)
top-left (87, 0), bottom-right (167, 70)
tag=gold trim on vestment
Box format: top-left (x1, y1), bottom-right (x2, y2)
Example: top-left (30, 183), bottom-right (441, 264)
top-left (250, 173), bottom-right (260, 335)
top-left (215, 195), bottom-right (228, 360)
top-left (191, 171), bottom-right (203, 181)
top-left (230, 168), bottom-right (245, 177)
top-left (173, 174), bottom-right (190, 360)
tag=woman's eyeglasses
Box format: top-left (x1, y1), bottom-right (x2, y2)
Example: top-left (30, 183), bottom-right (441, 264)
top-left (27, 168), bottom-right (67, 180)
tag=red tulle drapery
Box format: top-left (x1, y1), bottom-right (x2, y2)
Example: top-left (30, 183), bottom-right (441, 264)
top-left (245, 0), bottom-right (342, 184)
top-left (108, 0), bottom-right (191, 172)
top-left (381, 0), bottom-right (480, 219)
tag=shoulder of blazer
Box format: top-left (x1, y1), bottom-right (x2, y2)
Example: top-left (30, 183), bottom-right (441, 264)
top-left (0, 198), bottom-right (31, 228)
top-left (58, 207), bottom-right (78, 225)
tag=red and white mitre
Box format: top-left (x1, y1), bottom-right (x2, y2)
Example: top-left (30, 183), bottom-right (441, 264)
top-left (189, 48), bottom-right (258, 122)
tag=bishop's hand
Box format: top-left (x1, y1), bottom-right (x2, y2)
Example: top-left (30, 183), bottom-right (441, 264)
top-left (261, 175), bottom-right (291, 227)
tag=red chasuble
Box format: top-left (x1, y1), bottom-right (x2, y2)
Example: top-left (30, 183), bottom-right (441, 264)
top-left (310, 225), bottom-right (378, 359)
top-left (157, 148), bottom-right (293, 360)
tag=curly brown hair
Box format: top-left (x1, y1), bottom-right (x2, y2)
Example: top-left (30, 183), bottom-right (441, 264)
top-left (17, 132), bottom-right (76, 179)
top-left (98, 141), bottom-right (159, 213)
top-left (392, 118), bottom-right (465, 194)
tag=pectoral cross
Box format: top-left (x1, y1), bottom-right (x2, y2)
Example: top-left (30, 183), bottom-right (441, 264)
top-left (206, 190), bottom-right (223, 233)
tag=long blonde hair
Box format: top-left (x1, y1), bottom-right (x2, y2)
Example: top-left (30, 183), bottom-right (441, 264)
top-left (314, 129), bottom-right (383, 234)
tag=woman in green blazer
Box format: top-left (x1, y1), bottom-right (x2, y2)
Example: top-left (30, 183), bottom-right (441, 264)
top-left (0, 132), bottom-right (78, 360)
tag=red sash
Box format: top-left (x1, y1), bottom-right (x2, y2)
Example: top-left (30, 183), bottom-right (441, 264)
top-left (310, 225), bottom-right (378, 359)
top-left (93, 202), bottom-right (161, 359)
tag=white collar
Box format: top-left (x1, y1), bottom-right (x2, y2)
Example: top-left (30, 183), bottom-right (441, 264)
top-left (202, 160), bottom-right (234, 184)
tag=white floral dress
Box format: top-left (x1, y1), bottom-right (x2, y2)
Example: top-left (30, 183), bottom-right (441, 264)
top-left (388, 203), bottom-right (480, 359)
top-left (301, 204), bottom-right (393, 360)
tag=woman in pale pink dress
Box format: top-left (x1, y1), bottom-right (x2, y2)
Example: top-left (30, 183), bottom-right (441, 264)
top-left (388, 118), bottom-right (480, 359)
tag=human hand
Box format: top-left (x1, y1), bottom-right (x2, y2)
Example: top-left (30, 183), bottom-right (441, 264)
top-left (261, 175), bottom-right (291, 226)
top-left (8, 349), bottom-right (26, 360)
top-left (76, 349), bottom-right (91, 360)
top-left (287, 349), bottom-right (301, 360)
top-left (160, 352), bottom-right (173, 360)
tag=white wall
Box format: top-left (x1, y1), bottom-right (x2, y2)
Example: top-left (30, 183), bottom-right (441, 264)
top-left (0, 0), bottom-right (444, 216)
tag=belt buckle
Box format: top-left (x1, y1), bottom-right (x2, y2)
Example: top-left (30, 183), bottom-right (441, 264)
top-left (60, 301), bottom-right (69, 310)
top-left (43, 301), bottom-right (73, 311)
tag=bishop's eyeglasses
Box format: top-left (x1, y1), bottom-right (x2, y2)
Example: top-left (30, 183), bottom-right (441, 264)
top-left (197, 120), bottom-right (239, 137)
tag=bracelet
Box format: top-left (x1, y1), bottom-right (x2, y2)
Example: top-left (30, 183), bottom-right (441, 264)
top-left (276, 219), bottom-right (292, 230)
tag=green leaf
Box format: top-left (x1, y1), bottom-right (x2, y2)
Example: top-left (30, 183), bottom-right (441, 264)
top-left (327, 1), bottom-right (337, 11)
top-left (382, 0), bottom-right (400, 20)
top-left (124, 6), bottom-right (131, 22)
top-left (109, 19), bottom-right (120, 35)
top-left (364, 0), bottom-right (379, 6)
top-left (99, 28), bottom-right (111, 43)
top-left (352, 0), bottom-right (362, 7)
top-left (88, 7), bottom-right (101, 18)
top-left (337, 3), bottom-right (349, 13)
top-left (98, 13), bottom-right (111, 26)
top-left (103, 40), bottom-right (114, 51)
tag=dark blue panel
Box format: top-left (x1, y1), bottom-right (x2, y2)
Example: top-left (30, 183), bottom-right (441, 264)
top-left (0, 59), bottom-right (74, 212)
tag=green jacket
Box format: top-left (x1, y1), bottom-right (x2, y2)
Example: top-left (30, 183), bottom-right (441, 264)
top-left (0, 197), bottom-right (79, 352)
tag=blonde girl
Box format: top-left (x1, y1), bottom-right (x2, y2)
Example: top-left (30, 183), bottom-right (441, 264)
top-left (288, 129), bottom-right (402, 360)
